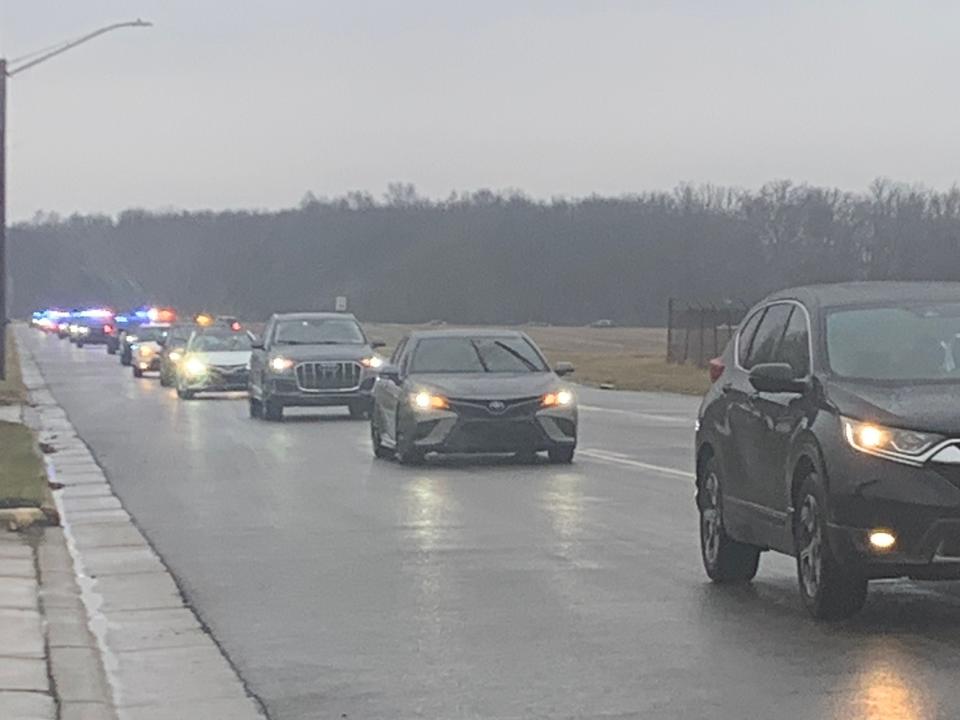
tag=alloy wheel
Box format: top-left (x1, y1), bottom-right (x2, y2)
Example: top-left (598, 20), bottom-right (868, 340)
top-left (798, 495), bottom-right (822, 599)
top-left (701, 470), bottom-right (722, 567)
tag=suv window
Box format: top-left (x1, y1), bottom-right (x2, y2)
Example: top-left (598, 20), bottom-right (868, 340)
top-left (776, 306), bottom-right (811, 377)
top-left (737, 309), bottom-right (765, 367)
top-left (745, 303), bottom-right (792, 369)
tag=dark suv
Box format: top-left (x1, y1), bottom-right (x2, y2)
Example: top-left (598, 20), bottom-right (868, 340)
top-left (697, 282), bottom-right (960, 619)
top-left (248, 312), bottom-right (384, 421)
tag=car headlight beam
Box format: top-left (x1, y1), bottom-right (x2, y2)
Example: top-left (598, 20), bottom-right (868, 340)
top-left (361, 356), bottom-right (384, 369)
top-left (183, 357), bottom-right (208, 378)
top-left (842, 418), bottom-right (942, 464)
top-left (270, 357), bottom-right (295, 373)
top-left (542, 389), bottom-right (575, 408)
top-left (411, 391), bottom-right (449, 411)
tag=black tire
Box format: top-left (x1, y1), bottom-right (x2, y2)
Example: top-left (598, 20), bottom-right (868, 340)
top-left (133, 366), bottom-right (144, 378)
top-left (548, 446), bottom-right (575, 464)
top-left (370, 415), bottom-right (393, 459)
top-left (160, 370), bottom-right (171, 388)
top-left (177, 387), bottom-right (195, 400)
top-left (349, 400), bottom-right (370, 420)
top-left (698, 457), bottom-right (762, 583)
top-left (107, 345), bottom-right (117, 356)
top-left (263, 398), bottom-right (283, 421)
top-left (249, 397), bottom-right (262, 419)
top-left (794, 472), bottom-right (868, 620)
top-left (76, 340), bottom-right (84, 348)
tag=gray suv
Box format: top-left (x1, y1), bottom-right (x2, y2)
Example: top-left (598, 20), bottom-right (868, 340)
top-left (248, 312), bottom-right (385, 421)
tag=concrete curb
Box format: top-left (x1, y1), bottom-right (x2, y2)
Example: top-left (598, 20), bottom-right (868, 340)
top-left (16, 327), bottom-right (268, 720)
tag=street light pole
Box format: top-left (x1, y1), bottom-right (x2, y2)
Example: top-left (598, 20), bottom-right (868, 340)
top-left (0, 20), bottom-right (151, 379)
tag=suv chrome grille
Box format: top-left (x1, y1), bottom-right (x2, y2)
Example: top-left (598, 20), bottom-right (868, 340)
top-left (295, 361), bottom-right (362, 391)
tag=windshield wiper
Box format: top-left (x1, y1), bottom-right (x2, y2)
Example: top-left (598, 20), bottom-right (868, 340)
top-left (492, 340), bottom-right (540, 371)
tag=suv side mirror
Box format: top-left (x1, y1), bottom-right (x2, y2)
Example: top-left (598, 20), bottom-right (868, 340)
top-left (250, 336), bottom-right (264, 350)
top-left (555, 361), bottom-right (575, 377)
top-left (371, 339), bottom-right (387, 349)
top-left (379, 364), bottom-right (401, 384)
top-left (749, 363), bottom-right (806, 394)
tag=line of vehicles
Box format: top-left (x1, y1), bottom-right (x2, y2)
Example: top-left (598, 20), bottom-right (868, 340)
top-left (33, 281), bottom-right (960, 621)
top-left (30, 306), bottom-right (580, 465)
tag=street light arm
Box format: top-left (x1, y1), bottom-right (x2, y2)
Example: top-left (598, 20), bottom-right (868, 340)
top-left (6, 20), bottom-right (153, 77)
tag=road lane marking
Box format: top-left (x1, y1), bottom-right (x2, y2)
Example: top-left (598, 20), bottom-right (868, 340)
top-left (579, 405), bottom-right (695, 426)
top-left (579, 448), bottom-right (695, 479)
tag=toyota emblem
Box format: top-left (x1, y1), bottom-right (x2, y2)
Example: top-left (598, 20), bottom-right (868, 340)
top-left (488, 400), bottom-right (506, 413)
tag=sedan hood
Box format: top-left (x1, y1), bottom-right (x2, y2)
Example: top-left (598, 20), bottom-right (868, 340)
top-left (193, 350), bottom-right (251, 367)
top-left (270, 344), bottom-right (372, 362)
top-left (825, 379), bottom-right (960, 435)
top-left (411, 372), bottom-right (560, 400)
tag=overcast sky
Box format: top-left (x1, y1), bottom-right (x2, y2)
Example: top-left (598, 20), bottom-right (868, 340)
top-left (2, 0), bottom-right (958, 220)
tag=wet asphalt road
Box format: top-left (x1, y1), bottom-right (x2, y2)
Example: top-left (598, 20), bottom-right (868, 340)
top-left (23, 330), bottom-right (960, 720)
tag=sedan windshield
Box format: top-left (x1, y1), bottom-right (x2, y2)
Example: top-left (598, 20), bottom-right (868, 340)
top-left (410, 336), bottom-right (548, 373)
top-left (190, 332), bottom-right (252, 352)
top-left (827, 303), bottom-right (960, 381)
top-left (273, 319), bottom-right (365, 345)
top-left (134, 327), bottom-right (168, 343)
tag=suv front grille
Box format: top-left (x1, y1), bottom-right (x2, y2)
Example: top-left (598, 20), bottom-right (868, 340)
top-left (295, 361), bottom-right (362, 391)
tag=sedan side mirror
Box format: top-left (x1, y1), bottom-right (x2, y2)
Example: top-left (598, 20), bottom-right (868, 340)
top-left (749, 363), bottom-right (806, 394)
top-left (555, 361), bottom-right (575, 377)
top-left (379, 364), bottom-right (401, 384)
top-left (371, 339), bottom-right (387, 349)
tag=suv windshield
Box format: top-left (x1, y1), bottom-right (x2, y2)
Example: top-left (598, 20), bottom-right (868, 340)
top-left (410, 336), bottom-right (548, 373)
top-left (273, 318), bottom-right (365, 345)
top-left (827, 303), bottom-right (960, 381)
top-left (190, 332), bottom-right (252, 352)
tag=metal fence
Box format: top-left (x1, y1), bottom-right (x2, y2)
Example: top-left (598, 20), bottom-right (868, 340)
top-left (666, 298), bottom-right (748, 367)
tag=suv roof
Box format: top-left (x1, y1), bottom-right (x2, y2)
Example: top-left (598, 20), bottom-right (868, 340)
top-left (766, 281), bottom-right (960, 310)
top-left (272, 312), bottom-right (358, 321)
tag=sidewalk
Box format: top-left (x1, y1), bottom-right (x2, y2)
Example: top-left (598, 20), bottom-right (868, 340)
top-left (1, 327), bottom-right (267, 720)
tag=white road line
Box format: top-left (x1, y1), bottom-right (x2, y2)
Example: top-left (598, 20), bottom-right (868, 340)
top-left (579, 448), bottom-right (695, 479)
top-left (579, 404), bottom-right (695, 426)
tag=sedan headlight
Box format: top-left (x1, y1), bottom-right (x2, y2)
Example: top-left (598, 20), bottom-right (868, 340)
top-left (137, 345), bottom-right (154, 357)
top-left (411, 391), bottom-right (449, 411)
top-left (542, 389), bottom-right (575, 408)
top-left (168, 349), bottom-right (183, 363)
top-left (361, 356), bottom-right (384, 369)
top-left (182, 357), bottom-right (208, 378)
top-left (270, 357), bottom-right (295, 373)
top-left (842, 418), bottom-right (942, 463)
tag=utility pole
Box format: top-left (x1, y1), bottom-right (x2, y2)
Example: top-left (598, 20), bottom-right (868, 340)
top-left (0, 59), bottom-right (7, 379)
top-left (0, 21), bottom-right (151, 379)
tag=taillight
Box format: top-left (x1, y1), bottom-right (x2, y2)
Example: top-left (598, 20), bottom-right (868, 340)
top-left (708, 357), bottom-right (725, 383)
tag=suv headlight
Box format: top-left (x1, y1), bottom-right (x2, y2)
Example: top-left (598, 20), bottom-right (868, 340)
top-left (361, 356), bottom-right (384, 369)
top-left (842, 418), bottom-right (942, 463)
top-left (270, 357), bottom-right (295, 373)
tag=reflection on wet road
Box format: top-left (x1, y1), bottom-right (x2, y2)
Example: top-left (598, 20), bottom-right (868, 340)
top-left (24, 331), bottom-right (960, 719)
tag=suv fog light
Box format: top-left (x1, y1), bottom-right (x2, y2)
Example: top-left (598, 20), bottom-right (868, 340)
top-left (869, 530), bottom-right (896, 550)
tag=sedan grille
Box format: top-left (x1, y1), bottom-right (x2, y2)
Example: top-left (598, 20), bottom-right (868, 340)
top-left (295, 361), bottom-right (362, 391)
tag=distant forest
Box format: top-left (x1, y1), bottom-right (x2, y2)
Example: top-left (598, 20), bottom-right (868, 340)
top-left (11, 180), bottom-right (960, 325)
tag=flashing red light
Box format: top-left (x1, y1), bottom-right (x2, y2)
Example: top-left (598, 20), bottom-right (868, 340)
top-left (708, 357), bottom-right (725, 383)
top-left (103, 324), bottom-right (114, 335)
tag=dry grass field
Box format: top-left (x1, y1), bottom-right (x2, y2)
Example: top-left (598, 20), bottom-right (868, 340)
top-left (363, 323), bottom-right (711, 395)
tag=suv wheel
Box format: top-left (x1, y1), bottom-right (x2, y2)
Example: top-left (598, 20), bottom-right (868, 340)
top-left (263, 398), bottom-right (283, 422)
top-left (249, 397), bottom-right (262, 419)
top-left (133, 366), bottom-right (144, 378)
top-left (349, 400), bottom-right (370, 420)
top-left (794, 473), bottom-right (868, 619)
top-left (699, 457), bottom-right (761, 583)
top-left (177, 387), bottom-right (195, 400)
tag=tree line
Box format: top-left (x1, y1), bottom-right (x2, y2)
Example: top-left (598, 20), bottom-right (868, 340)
top-left (11, 179), bottom-right (960, 325)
